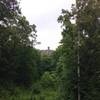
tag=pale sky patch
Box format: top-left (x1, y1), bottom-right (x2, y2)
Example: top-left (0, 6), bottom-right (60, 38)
top-left (20, 0), bottom-right (75, 50)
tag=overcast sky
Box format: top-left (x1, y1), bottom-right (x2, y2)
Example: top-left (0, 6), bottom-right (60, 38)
top-left (20, 0), bottom-right (75, 50)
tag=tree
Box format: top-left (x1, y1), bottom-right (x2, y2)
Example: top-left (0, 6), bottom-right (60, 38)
top-left (57, 0), bottom-right (100, 100)
top-left (50, 45), bottom-right (63, 71)
top-left (57, 9), bottom-right (78, 100)
top-left (14, 47), bottom-right (40, 87)
top-left (75, 0), bottom-right (100, 100)
top-left (39, 54), bottom-right (52, 75)
top-left (0, 0), bottom-right (38, 88)
top-left (40, 71), bottom-right (58, 89)
top-left (0, 0), bottom-right (21, 86)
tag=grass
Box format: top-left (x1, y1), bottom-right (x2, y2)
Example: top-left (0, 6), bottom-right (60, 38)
top-left (0, 83), bottom-right (59, 100)
top-left (0, 87), bottom-right (32, 100)
top-left (35, 88), bottom-right (59, 100)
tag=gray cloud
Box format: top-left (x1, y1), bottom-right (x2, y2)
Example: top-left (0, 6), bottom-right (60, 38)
top-left (20, 0), bottom-right (75, 50)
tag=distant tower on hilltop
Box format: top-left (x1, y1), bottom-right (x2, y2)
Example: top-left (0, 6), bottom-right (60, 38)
top-left (48, 46), bottom-right (50, 50)
top-left (40, 46), bottom-right (54, 55)
top-left (47, 46), bottom-right (50, 54)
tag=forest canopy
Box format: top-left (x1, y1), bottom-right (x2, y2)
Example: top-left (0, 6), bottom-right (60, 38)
top-left (0, 0), bottom-right (100, 100)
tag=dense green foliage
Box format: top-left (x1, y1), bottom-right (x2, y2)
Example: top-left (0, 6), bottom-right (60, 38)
top-left (0, 0), bottom-right (100, 100)
top-left (57, 9), bottom-right (78, 100)
top-left (56, 0), bottom-right (100, 100)
top-left (0, 0), bottom-right (38, 88)
top-left (39, 54), bottom-right (52, 75)
top-left (76, 0), bottom-right (100, 100)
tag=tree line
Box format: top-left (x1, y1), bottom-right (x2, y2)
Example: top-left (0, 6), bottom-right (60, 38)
top-left (56, 0), bottom-right (100, 100)
top-left (0, 0), bottom-right (100, 100)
